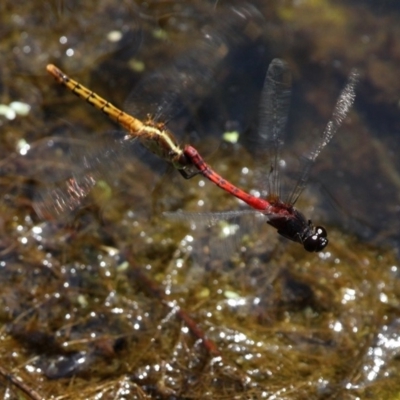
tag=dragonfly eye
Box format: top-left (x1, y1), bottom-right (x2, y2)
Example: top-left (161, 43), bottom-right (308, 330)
top-left (303, 226), bottom-right (328, 252)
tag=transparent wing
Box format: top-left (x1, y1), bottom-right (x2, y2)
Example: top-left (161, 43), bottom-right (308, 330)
top-left (164, 209), bottom-right (260, 227)
top-left (125, 29), bottom-right (228, 128)
top-left (34, 174), bottom-right (97, 220)
top-left (254, 59), bottom-right (292, 198)
top-left (0, 132), bottom-right (153, 220)
top-left (125, 4), bottom-right (264, 133)
top-left (33, 132), bottom-right (149, 220)
top-left (287, 69), bottom-right (359, 205)
top-left (0, 136), bottom-right (100, 184)
top-left (164, 209), bottom-right (266, 262)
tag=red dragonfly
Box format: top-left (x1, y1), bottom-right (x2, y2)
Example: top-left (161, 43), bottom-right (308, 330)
top-left (174, 59), bottom-right (358, 252)
top-left (39, 56), bottom-right (356, 254)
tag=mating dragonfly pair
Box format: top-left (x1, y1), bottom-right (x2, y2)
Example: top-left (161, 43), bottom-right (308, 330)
top-left (41, 59), bottom-right (358, 252)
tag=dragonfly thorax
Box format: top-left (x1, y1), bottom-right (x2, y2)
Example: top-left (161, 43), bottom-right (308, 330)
top-left (139, 123), bottom-right (200, 179)
top-left (267, 207), bottom-right (328, 252)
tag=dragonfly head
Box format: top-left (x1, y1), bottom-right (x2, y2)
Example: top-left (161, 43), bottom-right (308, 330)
top-left (267, 207), bottom-right (328, 252)
top-left (302, 225), bottom-right (328, 252)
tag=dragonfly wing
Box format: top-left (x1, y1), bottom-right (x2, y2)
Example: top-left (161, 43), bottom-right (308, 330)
top-left (34, 133), bottom-right (172, 221)
top-left (125, 30), bottom-right (228, 127)
top-left (66, 131), bottom-right (141, 180)
top-left (124, 70), bottom-right (181, 125)
top-left (0, 131), bottom-right (154, 220)
top-left (287, 69), bottom-right (359, 205)
top-left (0, 132), bottom-right (144, 180)
top-left (32, 133), bottom-right (135, 219)
top-left (34, 174), bottom-right (96, 220)
top-left (164, 209), bottom-right (261, 228)
top-left (125, 5), bottom-right (264, 134)
top-left (309, 69), bottom-right (359, 162)
top-left (164, 209), bottom-right (267, 262)
top-left (253, 59), bottom-right (292, 197)
top-left (0, 136), bottom-right (92, 184)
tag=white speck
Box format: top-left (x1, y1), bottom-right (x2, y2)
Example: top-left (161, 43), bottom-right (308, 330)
top-left (0, 104), bottom-right (16, 120)
top-left (318, 251), bottom-right (331, 260)
top-left (10, 101), bottom-right (31, 116)
top-left (226, 298), bottom-right (246, 308)
top-left (77, 355), bottom-right (86, 365)
top-left (107, 30), bottom-right (123, 42)
top-left (332, 321), bottom-right (342, 332)
top-left (17, 139), bottom-right (31, 155)
top-left (66, 48), bottom-right (74, 57)
top-left (249, 189), bottom-right (261, 198)
top-left (184, 235), bottom-right (194, 243)
top-left (221, 223), bottom-right (239, 237)
top-left (25, 365), bottom-right (36, 373)
top-left (380, 292), bottom-right (388, 303)
top-left (59, 36), bottom-right (68, 44)
top-left (32, 226), bottom-right (42, 234)
top-left (233, 332), bottom-right (246, 343)
top-left (342, 288), bottom-right (356, 304)
top-left (181, 326), bottom-right (189, 334)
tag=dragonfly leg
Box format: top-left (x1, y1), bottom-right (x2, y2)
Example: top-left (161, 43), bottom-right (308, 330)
top-left (178, 167), bottom-right (201, 179)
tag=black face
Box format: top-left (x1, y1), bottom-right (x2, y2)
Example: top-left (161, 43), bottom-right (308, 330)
top-left (302, 226), bottom-right (328, 252)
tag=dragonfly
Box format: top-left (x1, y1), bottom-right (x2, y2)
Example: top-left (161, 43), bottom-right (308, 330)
top-left (46, 64), bottom-right (198, 179)
top-left (169, 59), bottom-right (358, 252)
top-left (35, 4), bottom-right (263, 219)
top-left (35, 64), bottom-right (202, 219)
